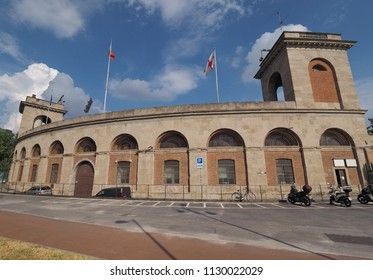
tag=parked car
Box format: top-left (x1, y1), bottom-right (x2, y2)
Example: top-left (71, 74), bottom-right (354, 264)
top-left (95, 187), bottom-right (131, 198)
top-left (25, 186), bottom-right (53, 195)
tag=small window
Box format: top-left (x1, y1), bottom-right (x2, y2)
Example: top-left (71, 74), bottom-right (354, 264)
top-left (164, 160), bottom-right (179, 184)
top-left (218, 159), bottom-right (236, 184)
top-left (50, 164), bottom-right (59, 183)
top-left (276, 159), bottom-right (294, 184)
top-left (312, 64), bottom-right (327, 71)
top-left (116, 161), bottom-right (130, 184)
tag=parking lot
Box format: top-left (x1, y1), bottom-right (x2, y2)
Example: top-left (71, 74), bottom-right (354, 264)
top-left (1, 193), bottom-right (373, 259)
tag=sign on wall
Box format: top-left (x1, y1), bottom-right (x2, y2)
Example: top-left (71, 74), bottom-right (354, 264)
top-left (196, 157), bottom-right (204, 169)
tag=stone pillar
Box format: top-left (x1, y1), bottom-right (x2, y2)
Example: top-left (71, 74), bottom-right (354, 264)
top-left (301, 148), bottom-right (325, 186)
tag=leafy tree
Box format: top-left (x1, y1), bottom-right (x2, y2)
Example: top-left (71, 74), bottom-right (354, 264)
top-left (0, 128), bottom-right (16, 181)
top-left (368, 118), bottom-right (373, 135)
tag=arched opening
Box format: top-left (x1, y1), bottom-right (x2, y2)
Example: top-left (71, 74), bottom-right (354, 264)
top-left (309, 58), bottom-right (341, 104)
top-left (31, 144), bottom-right (41, 157)
top-left (266, 72), bottom-right (289, 101)
top-left (50, 141), bottom-right (64, 155)
top-left (74, 161), bottom-right (94, 197)
top-left (75, 137), bottom-right (97, 153)
top-left (112, 134), bottom-right (138, 150)
top-left (264, 128), bottom-right (305, 185)
top-left (208, 129), bottom-right (247, 186)
top-left (33, 115), bottom-right (51, 128)
top-left (319, 128), bottom-right (360, 186)
top-left (157, 131), bottom-right (188, 148)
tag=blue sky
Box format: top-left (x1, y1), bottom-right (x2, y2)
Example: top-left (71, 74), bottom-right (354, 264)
top-left (1, 0), bottom-right (372, 132)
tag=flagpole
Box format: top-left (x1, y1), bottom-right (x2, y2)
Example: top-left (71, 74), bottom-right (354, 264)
top-left (103, 39), bottom-right (112, 113)
top-left (214, 49), bottom-right (220, 103)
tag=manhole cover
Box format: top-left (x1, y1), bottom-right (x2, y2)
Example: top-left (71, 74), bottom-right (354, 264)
top-left (326, 234), bottom-right (373, 246)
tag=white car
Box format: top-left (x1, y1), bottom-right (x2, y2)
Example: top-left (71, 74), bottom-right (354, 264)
top-left (25, 186), bottom-right (53, 195)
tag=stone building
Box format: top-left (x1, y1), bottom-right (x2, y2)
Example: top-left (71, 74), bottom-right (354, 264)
top-left (8, 31), bottom-right (373, 201)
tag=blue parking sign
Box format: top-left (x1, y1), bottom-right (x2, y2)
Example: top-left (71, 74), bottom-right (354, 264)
top-left (196, 157), bottom-right (203, 168)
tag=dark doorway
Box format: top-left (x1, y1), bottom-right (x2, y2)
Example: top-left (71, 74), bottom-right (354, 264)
top-left (74, 162), bottom-right (94, 197)
top-left (335, 169), bottom-right (348, 186)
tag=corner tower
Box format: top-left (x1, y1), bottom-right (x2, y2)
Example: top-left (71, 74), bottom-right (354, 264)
top-left (18, 94), bottom-right (67, 136)
top-left (254, 31), bottom-right (360, 110)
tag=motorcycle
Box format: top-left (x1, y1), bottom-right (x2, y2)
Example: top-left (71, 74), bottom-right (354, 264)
top-left (357, 184), bottom-right (373, 204)
top-left (328, 184), bottom-right (352, 207)
top-left (287, 184), bottom-right (312, 206)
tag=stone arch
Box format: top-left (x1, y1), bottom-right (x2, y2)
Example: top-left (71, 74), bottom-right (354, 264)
top-left (264, 128), bottom-right (301, 147)
top-left (33, 115), bottom-right (51, 128)
top-left (320, 128), bottom-right (353, 146)
top-left (75, 137), bottom-right (97, 153)
top-left (208, 129), bottom-right (245, 147)
top-left (268, 72), bottom-right (285, 101)
top-left (319, 128), bottom-right (361, 186)
top-left (111, 134), bottom-right (138, 150)
top-left (264, 128), bottom-right (305, 186)
top-left (50, 141), bottom-right (64, 155)
top-left (20, 147), bottom-right (26, 159)
top-left (31, 144), bottom-right (41, 157)
top-left (156, 131), bottom-right (188, 148)
top-left (309, 58), bottom-right (341, 104)
top-left (207, 129), bottom-right (247, 186)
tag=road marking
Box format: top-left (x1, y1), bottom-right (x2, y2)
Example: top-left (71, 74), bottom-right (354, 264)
top-left (253, 203), bottom-right (266, 208)
top-left (271, 203), bottom-right (286, 208)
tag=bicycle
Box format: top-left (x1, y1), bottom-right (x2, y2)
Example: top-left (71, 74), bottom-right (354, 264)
top-left (231, 188), bottom-right (256, 202)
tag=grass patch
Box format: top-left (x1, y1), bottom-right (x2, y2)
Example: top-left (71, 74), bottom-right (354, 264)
top-left (0, 237), bottom-right (98, 260)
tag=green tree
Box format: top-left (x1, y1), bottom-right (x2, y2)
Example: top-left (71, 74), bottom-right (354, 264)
top-left (0, 128), bottom-right (16, 181)
top-left (368, 118), bottom-right (373, 135)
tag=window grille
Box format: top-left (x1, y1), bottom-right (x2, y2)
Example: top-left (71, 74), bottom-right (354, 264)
top-left (218, 159), bottom-right (236, 184)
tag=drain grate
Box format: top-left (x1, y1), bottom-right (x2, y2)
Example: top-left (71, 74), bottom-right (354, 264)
top-left (326, 234), bottom-right (373, 246)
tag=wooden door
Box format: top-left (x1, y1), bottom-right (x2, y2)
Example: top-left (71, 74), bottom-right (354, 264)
top-left (74, 162), bottom-right (94, 197)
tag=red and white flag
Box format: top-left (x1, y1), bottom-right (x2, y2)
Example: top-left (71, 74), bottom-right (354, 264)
top-left (108, 41), bottom-right (115, 60)
top-left (204, 50), bottom-right (215, 76)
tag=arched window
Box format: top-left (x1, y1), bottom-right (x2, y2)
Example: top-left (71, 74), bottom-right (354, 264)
top-left (265, 129), bottom-right (299, 146)
top-left (209, 130), bottom-right (244, 147)
top-left (76, 138), bottom-right (97, 153)
top-left (158, 132), bottom-right (188, 148)
top-left (112, 134), bottom-right (138, 150)
top-left (31, 144), bottom-right (41, 157)
top-left (320, 129), bottom-right (350, 146)
top-left (164, 160), bottom-right (179, 184)
top-left (20, 148), bottom-right (26, 159)
top-left (50, 141), bottom-right (64, 155)
top-left (309, 59), bottom-right (340, 103)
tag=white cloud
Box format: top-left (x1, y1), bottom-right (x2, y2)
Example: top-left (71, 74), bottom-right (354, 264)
top-left (110, 65), bottom-right (200, 102)
top-left (242, 24), bottom-right (309, 83)
top-left (0, 32), bottom-right (30, 63)
top-left (11, 0), bottom-right (85, 38)
top-left (41, 73), bottom-right (101, 119)
top-left (0, 63), bottom-right (98, 132)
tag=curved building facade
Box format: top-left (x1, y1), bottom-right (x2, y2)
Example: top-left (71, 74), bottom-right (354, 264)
top-left (8, 31), bottom-right (373, 201)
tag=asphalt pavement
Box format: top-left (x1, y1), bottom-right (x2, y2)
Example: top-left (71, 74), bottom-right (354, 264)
top-left (0, 193), bottom-right (372, 260)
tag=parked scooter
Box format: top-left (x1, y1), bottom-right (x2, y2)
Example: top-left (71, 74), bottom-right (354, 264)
top-left (287, 184), bottom-right (312, 206)
top-left (357, 184), bottom-right (373, 204)
top-left (328, 184), bottom-right (352, 207)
